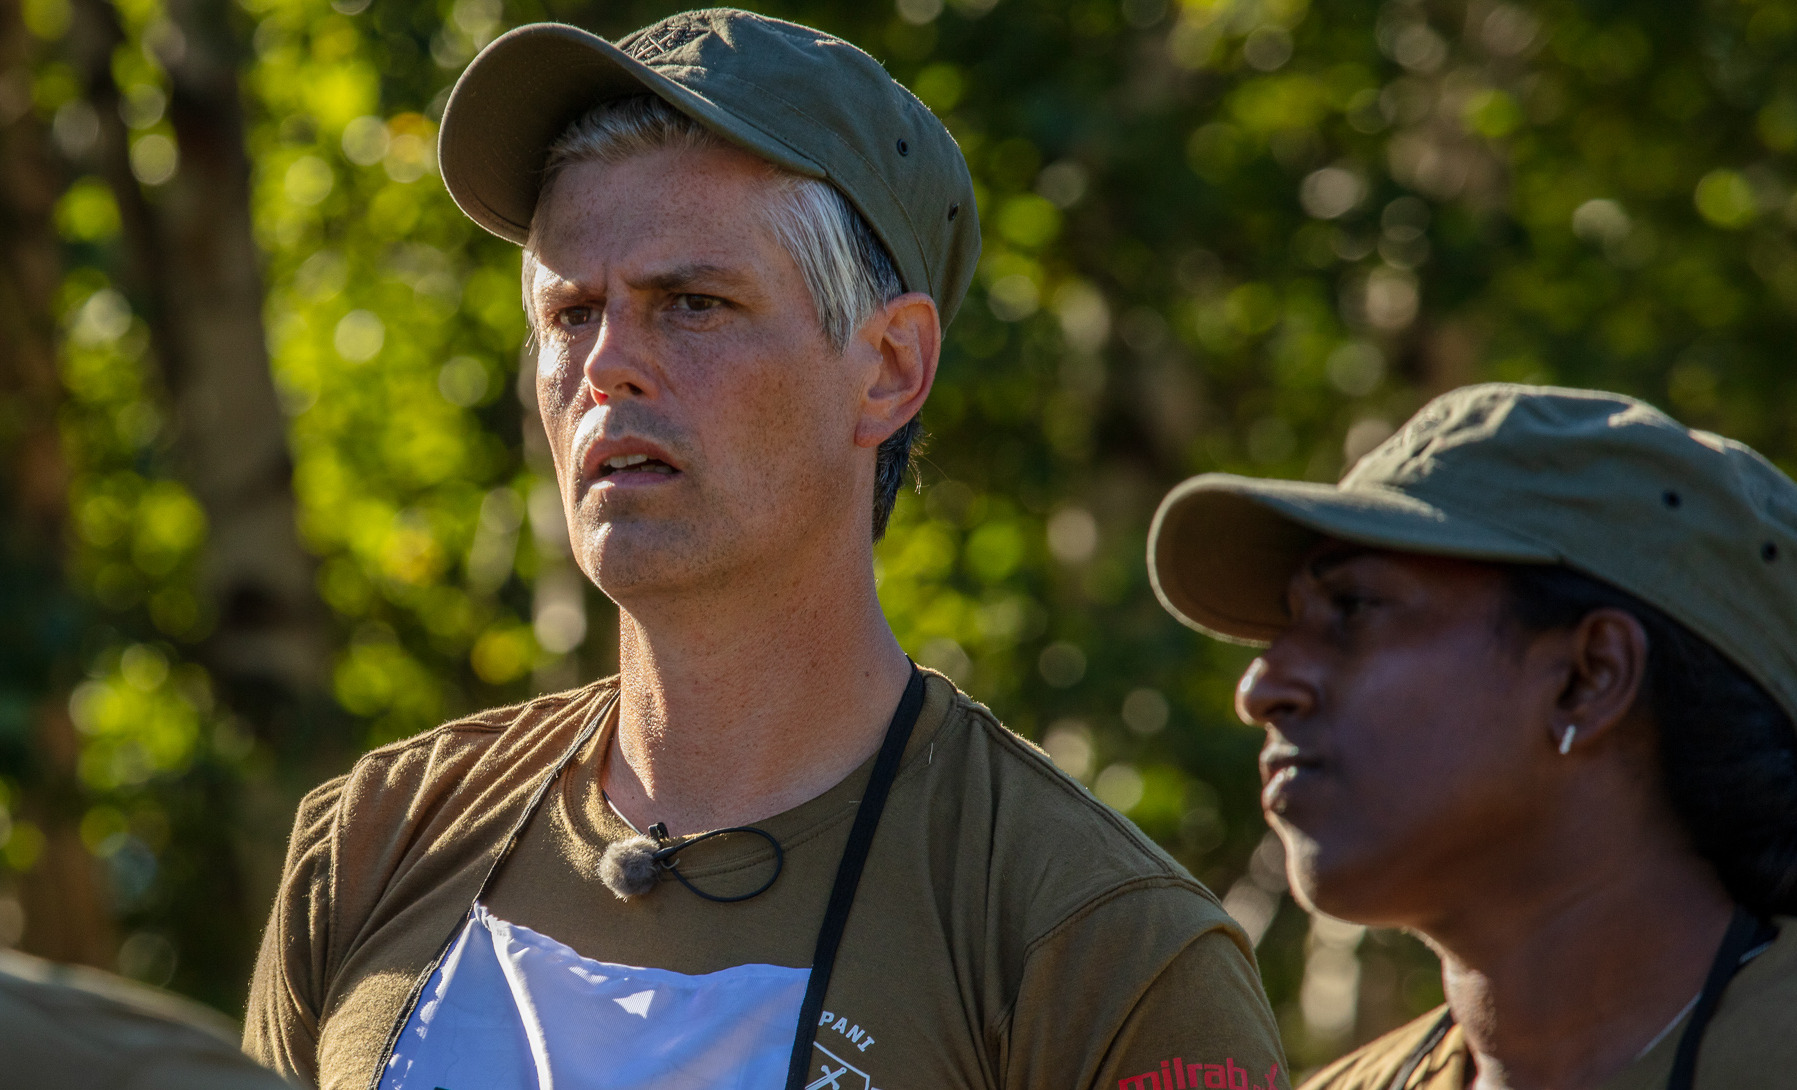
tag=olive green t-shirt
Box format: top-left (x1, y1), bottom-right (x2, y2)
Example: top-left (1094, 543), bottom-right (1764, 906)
top-left (0, 949), bottom-right (294, 1089)
top-left (245, 670), bottom-right (1289, 1090)
top-left (1301, 918), bottom-right (1797, 1090)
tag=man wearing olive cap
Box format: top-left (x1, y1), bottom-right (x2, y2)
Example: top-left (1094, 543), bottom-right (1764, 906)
top-left (246, 10), bottom-right (1286, 1090)
top-left (1148, 383), bottom-right (1797, 1088)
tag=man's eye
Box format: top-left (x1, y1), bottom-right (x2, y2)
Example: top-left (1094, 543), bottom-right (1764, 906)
top-left (555, 305), bottom-right (597, 328)
top-left (672, 293), bottom-right (723, 313)
top-left (1332, 591), bottom-right (1375, 619)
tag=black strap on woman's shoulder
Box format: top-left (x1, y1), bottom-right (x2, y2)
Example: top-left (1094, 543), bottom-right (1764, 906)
top-left (1386, 1007), bottom-right (1456, 1090)
top-left (1384, 908), bottom-right (1776, 1090)
top-left (1666, 906), bottom-right (1777, 1090)
top-left (782, 665), bottom-right (927, 1090)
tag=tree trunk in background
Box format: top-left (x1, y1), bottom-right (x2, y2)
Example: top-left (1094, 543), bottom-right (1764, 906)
top-left (60, 0), bottom-right (345, 989)
top-left (68, 0), bottom-right (333, 725)
top-left (0, 0), bottom-right (115, 967)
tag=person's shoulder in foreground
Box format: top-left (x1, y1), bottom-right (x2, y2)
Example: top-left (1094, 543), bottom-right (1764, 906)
top-left (1, 947), bottom-right (295, 1090)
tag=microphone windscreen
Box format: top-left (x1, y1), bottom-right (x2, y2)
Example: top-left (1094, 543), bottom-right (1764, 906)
top-left (598, 835), bottom-right (661, 899)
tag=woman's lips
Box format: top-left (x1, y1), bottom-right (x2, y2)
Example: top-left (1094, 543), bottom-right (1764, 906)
top-left (1262, 765), bottom-right (1302, 814)
top-left (1260, 749), bottom-right (1321, 814)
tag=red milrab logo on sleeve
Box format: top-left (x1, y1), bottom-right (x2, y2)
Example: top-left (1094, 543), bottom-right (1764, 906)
top-left (1118, 1057), bottom-right (1281, 1090)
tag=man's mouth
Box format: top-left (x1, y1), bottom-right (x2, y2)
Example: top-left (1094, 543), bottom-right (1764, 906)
top-left (598, 453), bottom-right (679, 479)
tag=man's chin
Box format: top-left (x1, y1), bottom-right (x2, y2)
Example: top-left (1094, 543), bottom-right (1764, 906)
top-left (579, 530), bottom-right (726, 602)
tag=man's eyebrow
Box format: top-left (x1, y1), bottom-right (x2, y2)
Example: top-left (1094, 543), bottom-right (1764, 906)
top-left (631, 263), bottom-right (752, 293)
top-left (528, 267), bottom-right (585, 298)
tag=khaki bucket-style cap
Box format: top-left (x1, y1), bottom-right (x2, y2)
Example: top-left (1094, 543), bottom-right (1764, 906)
top-left (437, 7), bottom-right (981, 325)
top-left (1148, 383), bottom-right (1797, 724)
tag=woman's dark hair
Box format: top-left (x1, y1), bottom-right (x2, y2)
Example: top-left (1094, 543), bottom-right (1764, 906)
top-left (1504, 564), bottom-right (1797, 916)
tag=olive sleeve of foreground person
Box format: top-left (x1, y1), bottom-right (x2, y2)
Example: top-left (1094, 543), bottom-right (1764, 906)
top-left (1003, 879), bottom-right (1291, 1090)
top-left (243, 775), bottom-right (347, 1084)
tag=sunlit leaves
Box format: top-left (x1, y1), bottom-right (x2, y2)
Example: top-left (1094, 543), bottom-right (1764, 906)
top-left (21, 0), bottom-right (70, 39)
top-left (54, 179), bottom-right (120, 242)
top-left (1694, 169), bottom-right (1758, 229)
top-left (24, 0), bottom-right (1797, 1035)
top-left (470, 621), bottom-right (536, 685)
top-left (995, 192), bottom-right (1063, 248)
top-left (332, 636), bottom-right (442, 738)
top-left (68, 647), bottom-right (207, 791)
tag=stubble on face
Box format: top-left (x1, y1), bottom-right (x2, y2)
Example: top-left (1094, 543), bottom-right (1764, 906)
top-left (524, 146), bottom-right (868, 606)
top-left (1247, 549), bottom-right (1558, 928)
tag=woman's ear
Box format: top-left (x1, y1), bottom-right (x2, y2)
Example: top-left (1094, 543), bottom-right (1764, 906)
top-left (854, 292), bottom-right (940, 449)
top-left (1556, 607), bottom-right (1650, 750)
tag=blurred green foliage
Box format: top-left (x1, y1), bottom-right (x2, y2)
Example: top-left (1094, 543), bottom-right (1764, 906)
top-left (6, 0), bottom-right (1797, 1070)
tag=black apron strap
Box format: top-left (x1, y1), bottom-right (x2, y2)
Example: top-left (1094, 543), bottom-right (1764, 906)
top-left (1666, 906), bottom-right (1777, 1090)
top-left (783, 665), bottom-right (927, 1090)
top-left (1384, 907), bottom-right (1776, 1090)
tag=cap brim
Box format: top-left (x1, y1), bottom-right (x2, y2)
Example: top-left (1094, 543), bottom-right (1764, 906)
top-left (439, 24), bottom-right (826, 245)
top-left (1147, 474), bottom-right (1560, 644)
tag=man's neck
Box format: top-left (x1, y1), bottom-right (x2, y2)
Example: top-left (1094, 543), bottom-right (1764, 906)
top-left (600, 550), bottom-right (913, 836)
top-left (1425, 841), bottom-right (1733, 1090)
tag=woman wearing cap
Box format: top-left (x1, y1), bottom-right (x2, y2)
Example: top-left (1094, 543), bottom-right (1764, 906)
top-left (1148, 384), bottom-right (1797, 1089)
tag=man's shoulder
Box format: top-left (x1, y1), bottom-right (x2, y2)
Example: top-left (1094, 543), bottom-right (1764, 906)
top-left (291, 678), bottom-right (617, 861)
top-left (313, 679), bottom-right (615, 805)
top-left (359, 676), bottom-right (616, 767)
top-left (1300, 1008), bottom-right (1461, 1090)
top-left (933, 676), bottom-right (1226, 925)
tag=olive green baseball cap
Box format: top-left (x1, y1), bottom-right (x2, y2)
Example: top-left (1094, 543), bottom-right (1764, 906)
top-left (1147, 383), bottom-right (1797, 722)
top-left (437, 8), bottom-right (981, 325)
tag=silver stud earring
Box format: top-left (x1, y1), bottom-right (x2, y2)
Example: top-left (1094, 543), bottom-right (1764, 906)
top-left (1558, 724), bottom-right (1578, 755)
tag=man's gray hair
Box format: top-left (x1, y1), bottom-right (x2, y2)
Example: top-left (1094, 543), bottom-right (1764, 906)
top-left (525, 95), bottom-right (922, 540)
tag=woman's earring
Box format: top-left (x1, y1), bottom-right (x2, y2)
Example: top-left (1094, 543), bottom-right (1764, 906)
top-left (1558, 724), bottom-right (1578, 755)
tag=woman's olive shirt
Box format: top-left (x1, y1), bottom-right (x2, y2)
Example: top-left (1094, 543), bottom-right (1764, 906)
top-left (1301, 919), bottom-right (1797, 1090)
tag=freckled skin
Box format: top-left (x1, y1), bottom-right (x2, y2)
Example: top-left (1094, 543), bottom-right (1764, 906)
top-left (526, 145), bottom-right (868, 605)
top-left (1239, 549), bottom-right (1562, 929)
top-left (521, 141), bottom-right (938, 834)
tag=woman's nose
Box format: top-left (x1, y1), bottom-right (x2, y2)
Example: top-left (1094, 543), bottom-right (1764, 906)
top-left (1235, 646), bottom-right (1316, 727)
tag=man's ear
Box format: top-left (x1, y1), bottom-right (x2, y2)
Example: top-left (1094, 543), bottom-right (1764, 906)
top-left (853, 291), bottom-right (940, 450)
top-left (1555, 607), bottom-right (1650, 751)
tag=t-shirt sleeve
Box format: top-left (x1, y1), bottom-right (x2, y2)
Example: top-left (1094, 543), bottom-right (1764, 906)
top-left (1003, 880), bottom-right (1290, 1090)
top-left (243, 775), bottom-right (347, 1084)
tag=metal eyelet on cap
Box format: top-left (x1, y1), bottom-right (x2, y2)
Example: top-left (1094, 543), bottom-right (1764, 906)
top-left (948, 202), bottom-right (960, 221)
top-left (897, 139), bottom-right (909, 156)
top-left (1765, 542), bottom-right (1780, 562)
top-left (1663, 490), bottom-right (1681, 508)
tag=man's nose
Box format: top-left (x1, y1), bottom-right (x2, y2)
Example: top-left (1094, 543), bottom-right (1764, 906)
top-left (1235, 646), bottom-right (1316, 727)
top-left (583, 309), bottom-right (654, 403)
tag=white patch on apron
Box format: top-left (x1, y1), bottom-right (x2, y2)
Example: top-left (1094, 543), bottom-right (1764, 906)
top-left (380, 906), bottom-right (809, 1090)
